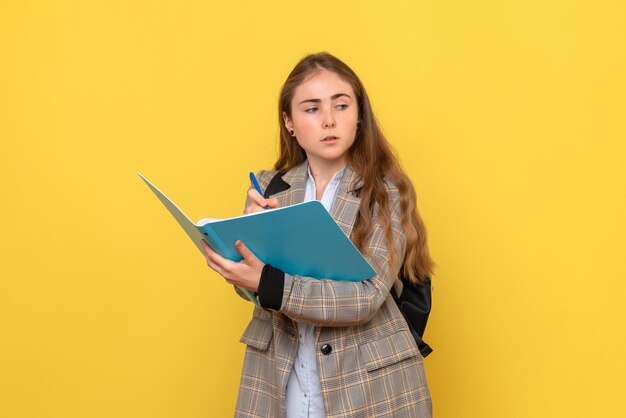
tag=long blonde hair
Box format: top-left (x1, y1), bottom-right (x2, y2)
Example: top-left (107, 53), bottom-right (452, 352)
top-left (275, 52), bottom-right (434, 283)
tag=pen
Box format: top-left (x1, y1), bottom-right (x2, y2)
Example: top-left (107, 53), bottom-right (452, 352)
top-left (249, 172), bottom-right (270, 209)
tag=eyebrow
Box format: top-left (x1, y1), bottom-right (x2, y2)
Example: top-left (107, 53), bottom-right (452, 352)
top-left (298, 93), bottom-right (352, 105)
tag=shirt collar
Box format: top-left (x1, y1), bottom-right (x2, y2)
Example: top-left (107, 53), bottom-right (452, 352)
top-left (306, 165), bottom-right (347, 186)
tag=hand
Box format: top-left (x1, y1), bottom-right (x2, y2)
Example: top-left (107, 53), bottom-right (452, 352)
top-left (200, 239), bottom-right (264, 292)
top-left (245, 189), bottom-right (280, 214)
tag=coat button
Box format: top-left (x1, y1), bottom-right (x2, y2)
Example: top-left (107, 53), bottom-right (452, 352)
top-left (320, 344), bottom-right (332, 355)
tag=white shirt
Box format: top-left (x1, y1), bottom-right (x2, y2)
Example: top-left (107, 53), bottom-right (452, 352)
top-left (285, 166), bottom-right (346, 418)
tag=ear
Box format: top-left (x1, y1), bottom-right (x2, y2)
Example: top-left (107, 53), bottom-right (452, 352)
top-left (282, 111), bottom-right (293, 131)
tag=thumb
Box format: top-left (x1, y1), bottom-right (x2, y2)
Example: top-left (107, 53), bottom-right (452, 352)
top-left (235, 240), bottom-right (254, 261)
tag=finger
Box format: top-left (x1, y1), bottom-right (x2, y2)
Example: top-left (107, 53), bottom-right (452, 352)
top-left (205, 247), bottom-right (230, 267)
top-left (200, 239), bottom-right (214, 256)
top-left (245, 204), bottom-right (265, 214)
top-left (247, 188), bottom-right (268, 208)
top-left (201, 240), bottom-right (228, 267)
top-left (205, 251), bottom-right (236, 280)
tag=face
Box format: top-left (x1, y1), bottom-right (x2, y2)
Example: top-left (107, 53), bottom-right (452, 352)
top-left (283, 69), bottom-right (359, 171)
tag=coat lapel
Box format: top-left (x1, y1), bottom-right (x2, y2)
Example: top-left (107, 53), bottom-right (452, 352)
top-left (329, 165), bottom-right (362, 239)
top-left (274, 161), bottom-right (308, 208)
top-left (276, 161), bottom-right (363, 239)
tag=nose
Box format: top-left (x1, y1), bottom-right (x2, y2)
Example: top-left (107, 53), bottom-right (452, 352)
top-left (322, 109), bottom-right (336, 128)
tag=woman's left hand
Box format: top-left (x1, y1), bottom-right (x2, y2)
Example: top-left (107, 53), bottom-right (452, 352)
top-left (200, 239), bottom-right (264, 292)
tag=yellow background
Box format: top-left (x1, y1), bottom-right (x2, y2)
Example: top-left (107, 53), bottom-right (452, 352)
top-left (1, 1), bottom-right (625, 417)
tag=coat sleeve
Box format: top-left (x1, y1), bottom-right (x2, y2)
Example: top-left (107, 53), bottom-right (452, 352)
top-left (264, 186), bottom-right (406, 327)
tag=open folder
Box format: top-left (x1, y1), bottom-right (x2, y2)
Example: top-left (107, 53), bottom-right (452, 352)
top-left (139, 173), bottom-right (376, 304)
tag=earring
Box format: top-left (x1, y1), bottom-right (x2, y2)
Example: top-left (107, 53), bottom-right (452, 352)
top-left (289, 129), bottom-right (295, 136)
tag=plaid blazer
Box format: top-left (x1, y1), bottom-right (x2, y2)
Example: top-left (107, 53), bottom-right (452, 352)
top-left (234, 161), bottom-right (432, 418)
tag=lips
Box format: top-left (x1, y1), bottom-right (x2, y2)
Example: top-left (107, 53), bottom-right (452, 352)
top-left (322, 136), bottom-right (338, 142)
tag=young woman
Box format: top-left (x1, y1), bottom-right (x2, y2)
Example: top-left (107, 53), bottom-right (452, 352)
top-left (200, 52), bottom-right (434, 418)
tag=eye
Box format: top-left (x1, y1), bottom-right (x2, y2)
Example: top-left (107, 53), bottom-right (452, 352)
top-left (305, 107), bottom-right (318, 113)
top-left (336, 104), bottom-right (349, 110)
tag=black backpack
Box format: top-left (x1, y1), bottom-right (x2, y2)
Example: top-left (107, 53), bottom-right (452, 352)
top-left (263, 172), bottom-right (433, 357)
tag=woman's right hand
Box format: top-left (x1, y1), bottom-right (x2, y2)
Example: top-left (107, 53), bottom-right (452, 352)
top-left (245, 189), bottom-right (280, 214)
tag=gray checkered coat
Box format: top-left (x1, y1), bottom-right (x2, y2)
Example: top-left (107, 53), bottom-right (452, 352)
top-left (234, 161), bottom-right (432, 417)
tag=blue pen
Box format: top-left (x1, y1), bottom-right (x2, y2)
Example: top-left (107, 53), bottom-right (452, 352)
top-left (249, 172), bottom-right (270, 209)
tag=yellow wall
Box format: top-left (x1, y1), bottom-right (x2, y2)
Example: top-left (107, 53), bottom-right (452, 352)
top-left (1, 1), bottom-right (625, 417)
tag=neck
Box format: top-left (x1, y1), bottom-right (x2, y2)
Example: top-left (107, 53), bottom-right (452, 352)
top-left (307, 157), bottom-right (346, 199)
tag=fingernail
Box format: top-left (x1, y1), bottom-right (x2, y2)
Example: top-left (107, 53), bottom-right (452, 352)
top-left (235, 240), bottom-right (242, 247)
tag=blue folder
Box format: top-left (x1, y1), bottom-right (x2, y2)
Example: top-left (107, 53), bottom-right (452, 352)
top-left (139, 174), bottom-right (376, 302)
